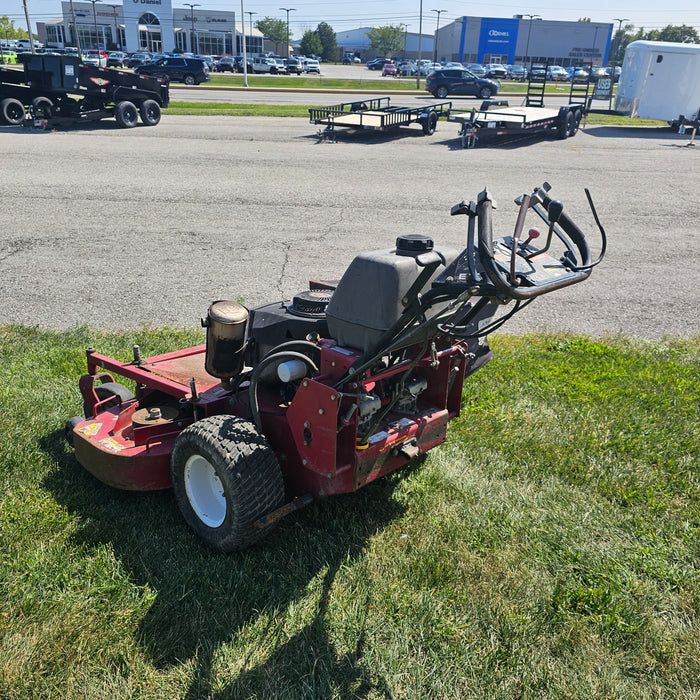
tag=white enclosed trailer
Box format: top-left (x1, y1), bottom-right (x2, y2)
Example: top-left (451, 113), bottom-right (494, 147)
top-left (615, 40), bottom-right (700, 124)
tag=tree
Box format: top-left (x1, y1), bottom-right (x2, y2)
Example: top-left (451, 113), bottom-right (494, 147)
top-left (255, 17), bottom-right (289, 45)
top-left (366, 25), bottom-right (405, 58)
top-left (577, 17), bottom-right (592, 22)
top-left (316, 22), bottom-right (337, 62)
top-left (0, 15), bottom-right (29, 39)
top-left (299, 30), bottom-right (323, 58)
top-left (648, 24), bottom-right (699, 44)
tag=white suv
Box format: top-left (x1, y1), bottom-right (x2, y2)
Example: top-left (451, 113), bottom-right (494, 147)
top-left (303, 59), bottom-right (320, 74)
top-left (83, 50), bottom-right (108, 68)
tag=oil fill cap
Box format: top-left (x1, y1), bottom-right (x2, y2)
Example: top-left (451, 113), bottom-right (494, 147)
top-left (396, 234), bottom-right (434, 254)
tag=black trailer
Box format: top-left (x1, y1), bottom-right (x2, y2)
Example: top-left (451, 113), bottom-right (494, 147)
top-left (448, 64), bottom-right (591, 148)
top-left (0, 54), bottom-right (169, 128)
top-left (309, 97), bottom-right (452, 140)
top-left (449, 100), bottom-right (585, 148)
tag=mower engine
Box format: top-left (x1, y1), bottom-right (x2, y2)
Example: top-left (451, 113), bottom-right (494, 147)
top-left (66, 182), bottom-right (606, 551)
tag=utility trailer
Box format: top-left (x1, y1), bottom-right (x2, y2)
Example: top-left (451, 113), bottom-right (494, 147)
top-left (309, 97), bottom-right (452, 141)
top-left (0, 53), bottom-right (169, 128)
top-left (448, 100), bottom-right (585, 148)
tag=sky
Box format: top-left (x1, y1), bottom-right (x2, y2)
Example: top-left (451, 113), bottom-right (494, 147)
top-left (4, 0), bottom-right (699, 38)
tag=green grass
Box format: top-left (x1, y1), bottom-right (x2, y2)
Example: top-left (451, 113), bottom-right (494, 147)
top-left (1, 326), bottom-right (698, 698)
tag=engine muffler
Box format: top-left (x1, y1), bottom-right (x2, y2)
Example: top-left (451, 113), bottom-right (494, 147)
top-left (202, 300), bottom-right (249, 382)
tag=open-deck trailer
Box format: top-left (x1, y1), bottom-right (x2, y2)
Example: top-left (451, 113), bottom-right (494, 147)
top-left (309, 97), bottom-right (452, 140)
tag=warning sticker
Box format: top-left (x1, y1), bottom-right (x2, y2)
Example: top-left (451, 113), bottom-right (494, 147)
top-left (98, 438), bottom-right (125, 453)
top-left (78, 422), bottom-right (102, 436)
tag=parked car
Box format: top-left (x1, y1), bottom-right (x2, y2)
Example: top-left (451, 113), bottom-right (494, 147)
top-left (484, 63), bottom-right (508, 80)
top-left (82, 50), bottom-right (108, 68)
top-left (465, 63), bottom-right (486, 77)
top-left (303, 59), bottom-right (320, 74)
top-left (547, 65), bottom-right (568, 81)
top-left (425, 68), bottom-right (500, 99)
top-left (216, 56), bottom-right (235, 72)
top-left (196, 55), bottom-right (216, 72)
top-left (367, 58), bottom-right (391, 70)
top-left (135, 56), bottom-right (210, 84)
top-left (106, 51), bottom-right (128, 67)
top-left (284, 57), bottom-right (302, 74)
top-left (510, 65), bottom-right (527, 81)
top-left (566, 66), bottom-right (589, 82)
top-left (126, 52), bottom-right (152, 68)
top-left (0, 49), bottom-right (18, 64)
top-left (382, 62), bottom-right (398, 77)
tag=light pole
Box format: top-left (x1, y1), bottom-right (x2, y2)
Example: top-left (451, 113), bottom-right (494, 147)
top-left (21, 0), bottom-right (35, 53)
top-left (402, 23), bottom-right (409, 62)
top-left (240, 0), bottom-right (248, 86)
top-left (246, 10), bottom-right (257, 51)
top-left (431, 9), bottom-right (445, 65)
top-left (68, 0), bottom-right (82, 53)
top-left (523, 13), bottom-right (540, 67)
top-left (107, 4), bottom-right (119, 50)
top-left (416, 0), bottom-right (423, 89)
top-left (279, 7), bottom-right (295, 57)
top-left (613, 18), bottom-right (629, 64)
top-left (185, 3), bottom-right (199, 54)
top-left (88, 0), bottom-right (102, 49)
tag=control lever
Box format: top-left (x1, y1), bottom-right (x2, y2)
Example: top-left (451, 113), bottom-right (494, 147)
top-left (450, 199), bottom-right (481, 282)
top-left (525, 199), bottom-right (564, 260)
top-left (509, 194), bottom-right (531, 285)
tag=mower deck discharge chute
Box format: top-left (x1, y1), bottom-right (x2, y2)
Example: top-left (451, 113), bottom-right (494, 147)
top-left (67, 183), bottom-right (606, 551)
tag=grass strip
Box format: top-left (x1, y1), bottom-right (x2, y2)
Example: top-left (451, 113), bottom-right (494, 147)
top-left (0, 327), bottom-right (698, 697)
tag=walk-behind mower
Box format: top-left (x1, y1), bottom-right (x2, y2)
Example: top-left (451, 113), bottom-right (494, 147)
top-left (66, 183), bottom-right (606, 552)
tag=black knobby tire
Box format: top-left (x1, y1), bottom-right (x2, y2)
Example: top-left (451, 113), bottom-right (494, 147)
top-left (479, 87), bottom-right (493, 99)
top-left (83, 381), bottom-right (136, 418)
top-left (31, 96), bottom-right (53, 118)
top-left (171, 415), bottom-right (285, 552)
top-left (422, 110), bottom-right (438, 135)
top-left (64, 416), bottom-right (83, 446)
top-left (115, 100), bottom-right (139, 128)
top-left (569, 108), bottom-right (582, 137)
top-left (435, 85), bottom-right (448, 99)
top-left (557, 110), bottom-right (574, 139)
top-left (183, 74), bottom-right (196, 85)
top-left (139, 99), bottom-right (161, 126)
top-left (1, 98), bottom-right (25, 125)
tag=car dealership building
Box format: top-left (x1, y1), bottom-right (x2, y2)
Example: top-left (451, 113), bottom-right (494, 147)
top-left (38, 1), bottom-right (263, 55)
top-left (435, 16), bottom-right (613, 67)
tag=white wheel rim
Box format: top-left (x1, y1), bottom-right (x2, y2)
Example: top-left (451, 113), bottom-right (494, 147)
top-left (183, 454), bottom-right (227, 528)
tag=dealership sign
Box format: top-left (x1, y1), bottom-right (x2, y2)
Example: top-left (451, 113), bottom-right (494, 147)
top-left (478, 18), bottom-right (519, 63)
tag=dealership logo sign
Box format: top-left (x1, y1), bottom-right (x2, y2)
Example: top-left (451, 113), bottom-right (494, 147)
top-left (489, 30), bottom-right (510, 37)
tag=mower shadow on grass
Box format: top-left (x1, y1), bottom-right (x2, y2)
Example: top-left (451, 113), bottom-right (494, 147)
top-left (42, 426), bottom-right (423, 697)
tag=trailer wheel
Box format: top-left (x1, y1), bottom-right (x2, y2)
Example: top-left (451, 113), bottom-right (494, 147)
top-left (422, 110), bottom-right (438, 135)
top-left (31, 96), bottom-right (53, 118)
top-left (183, 74), bottom-right (196, 85)
top-left (569, 108), bottom-right (582, 137)
top-left (83, 381), bottom-right (136, 419)
top-left (479, 87), bottom-right (493, 99)
top-left (139, 99), bottom-right (161, 126)
top-left (115, 100), bottom-right (139, 128)
top-left (557, 110), bottom-right (574, 139)
top-left (0, 98), bottom-right (25, 125)
top-left (435, 85), bottom-right (448, 99)
top-left (171, 415), bottom-right (285, 552)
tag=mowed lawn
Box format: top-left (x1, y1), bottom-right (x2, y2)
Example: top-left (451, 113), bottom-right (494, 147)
top-left (0, 326), bottom-right (698, 698)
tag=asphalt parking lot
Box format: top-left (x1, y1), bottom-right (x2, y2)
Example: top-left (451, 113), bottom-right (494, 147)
top-left (1, 116), bottom-right (698, 338)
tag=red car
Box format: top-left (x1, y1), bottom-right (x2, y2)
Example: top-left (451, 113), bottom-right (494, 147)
top-left (382, 62), bottom-right (398, 77)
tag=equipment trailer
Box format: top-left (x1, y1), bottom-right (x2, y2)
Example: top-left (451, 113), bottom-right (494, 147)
top-left (449, 65), bottom-right (590, 148)
top-left (0, 53), bottom-right (169, 128)
top-left (310, 97), bottom-right (452, 140)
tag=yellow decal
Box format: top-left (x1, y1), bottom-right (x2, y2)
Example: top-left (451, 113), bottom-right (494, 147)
top-left (78, 422), bottom-right (102, 436)
top-left (98, 438), bottom-right (125, 453)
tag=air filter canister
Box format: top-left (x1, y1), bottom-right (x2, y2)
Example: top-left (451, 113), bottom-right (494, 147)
top-left (202, 300), bottom-right (249, 379)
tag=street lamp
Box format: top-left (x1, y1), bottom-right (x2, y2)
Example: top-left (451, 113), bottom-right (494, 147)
top-left (402, 23), bottom-right (409, 61)
top-left (184, 3), bottom-right (199, 54)
top-left (241, 0), bottom-right (248, 87)
top-left (279, 7), bottom-right (295, 57)
top-left (416, 0), bottom-right (423, 89)
top-left (246, 10), bottom-right (257, 49)
top-left (431, 9), bottom-right (445, 65)
top-left (88, 0), bottom-right (102, 49)
top-left (107, 4), bottom-right (119, 50)
top-left (523, 13), bottom-right (540, 67)
top-left (613, 18), bottom-right (629, 63)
